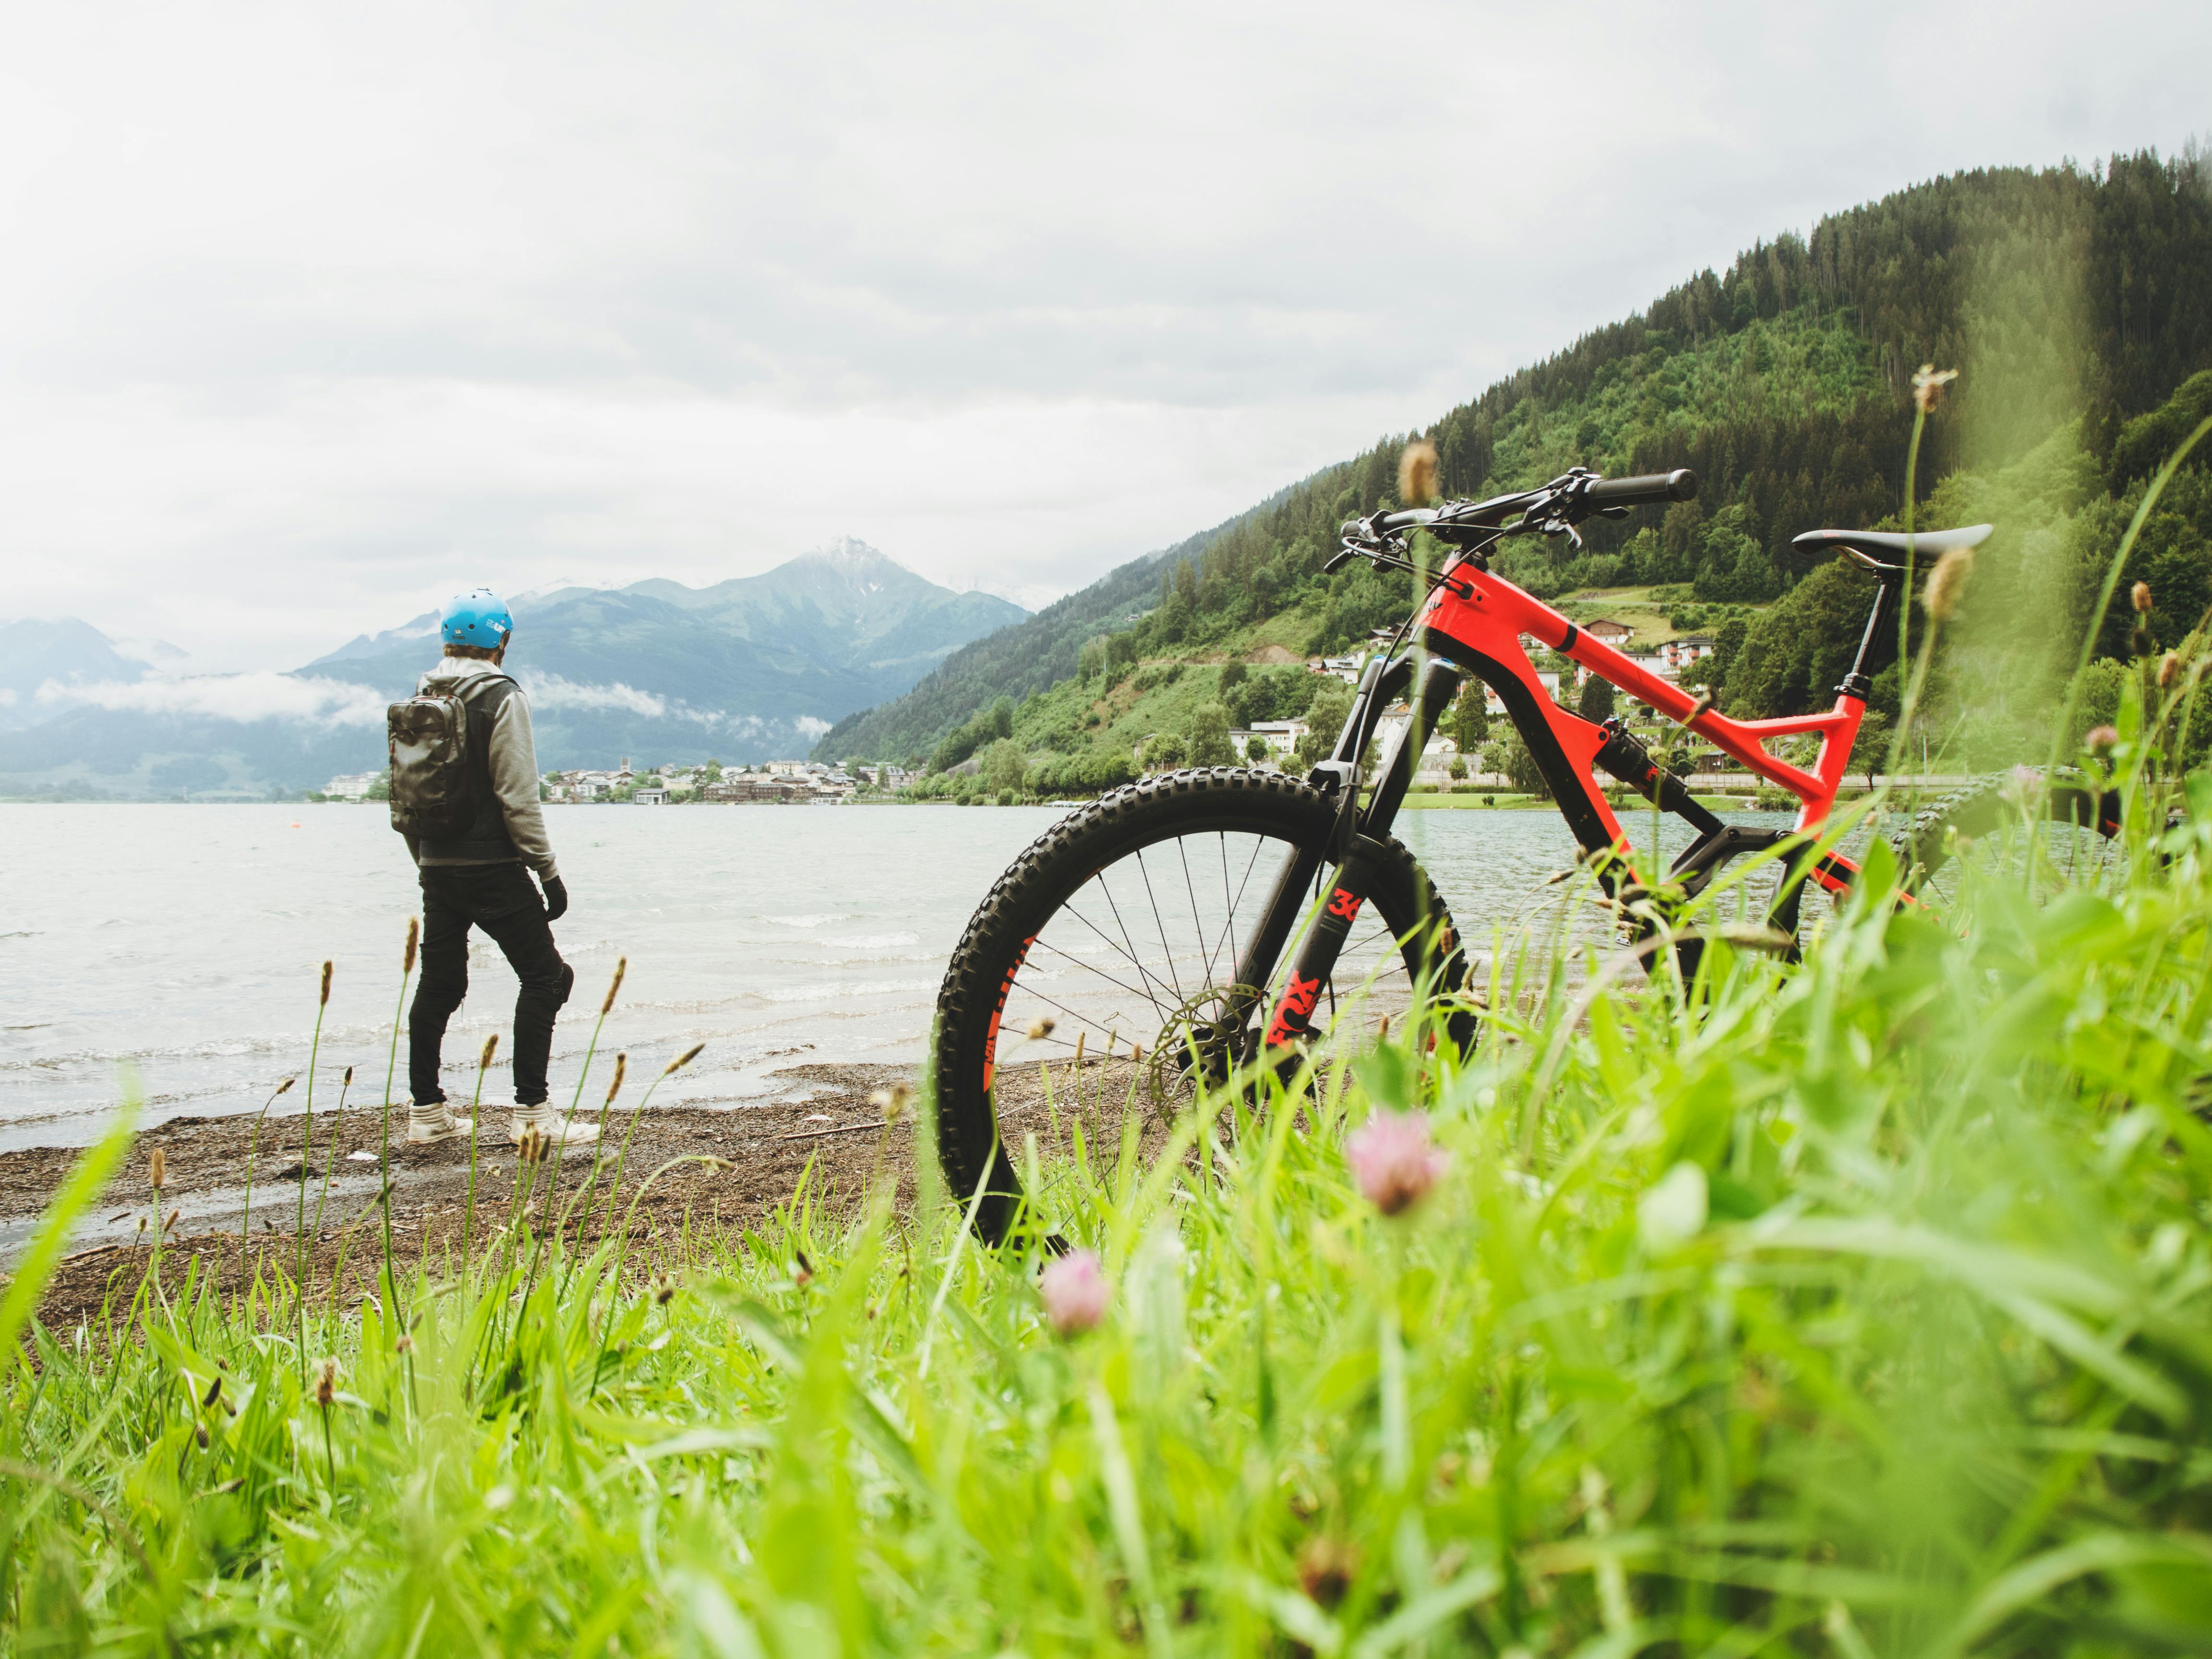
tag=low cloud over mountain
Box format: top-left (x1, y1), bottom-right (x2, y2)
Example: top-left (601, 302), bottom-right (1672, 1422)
top-left (0, 541), bottom-right (1023, 798)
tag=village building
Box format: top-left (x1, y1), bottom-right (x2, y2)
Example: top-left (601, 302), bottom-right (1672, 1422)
top-left (1246, 719), bottom-right (1309, 757)
top-left (703, 775), bottom-right (803, 803)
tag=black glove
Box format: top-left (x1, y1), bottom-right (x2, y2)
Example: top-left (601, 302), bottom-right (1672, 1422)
top-left (541, 875), bottom-right (569, 921)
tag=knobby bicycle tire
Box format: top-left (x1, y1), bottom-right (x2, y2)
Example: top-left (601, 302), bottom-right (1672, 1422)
top-left (932, 767), bottom-right (1467, 1243)
top-left (1890, 767), bottom-right (2123, 895)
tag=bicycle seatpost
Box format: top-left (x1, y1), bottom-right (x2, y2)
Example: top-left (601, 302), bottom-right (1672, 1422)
top-left (1838, 569), bottom-right (1906, 701)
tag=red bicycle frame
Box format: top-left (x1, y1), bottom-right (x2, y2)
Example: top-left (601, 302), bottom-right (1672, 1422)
top-left (1413, 569), bottom-right (1864, 895)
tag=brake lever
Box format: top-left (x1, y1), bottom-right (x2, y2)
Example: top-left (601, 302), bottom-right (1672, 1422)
top-left (1515, 473), bottom-right (1595, 543)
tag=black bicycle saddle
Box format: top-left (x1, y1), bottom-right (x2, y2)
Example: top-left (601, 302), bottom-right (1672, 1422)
top-left (1792, 523), bottom-right (1992, 575)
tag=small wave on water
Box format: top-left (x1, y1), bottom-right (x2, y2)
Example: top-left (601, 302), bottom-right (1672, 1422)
top-left (758, 977), bottom-right (939, 1006)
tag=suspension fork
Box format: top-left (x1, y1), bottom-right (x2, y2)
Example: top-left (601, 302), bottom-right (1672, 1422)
top-left (1244, 657), bottom-right (1463, 1052)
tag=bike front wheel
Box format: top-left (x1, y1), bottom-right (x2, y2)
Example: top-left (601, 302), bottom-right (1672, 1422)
top-left (933, 767), bottom-right (1468, 1243)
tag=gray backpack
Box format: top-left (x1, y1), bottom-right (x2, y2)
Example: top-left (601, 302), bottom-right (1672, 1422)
top-left (387, 676), bottom-right (514, 840)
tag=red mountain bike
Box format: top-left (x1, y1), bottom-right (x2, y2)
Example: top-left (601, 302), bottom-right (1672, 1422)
top-left (933, 467), bottom-right (2118, 1239)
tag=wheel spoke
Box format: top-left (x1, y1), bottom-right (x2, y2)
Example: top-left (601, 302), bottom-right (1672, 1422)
top-left (1176, 836), bottom-right (1217, 992)
top-left (1024, 933), bottom-right (1161, 1011)
top-left (1092, 877), bottom-right (1181, 1015)
top-left (1134, 849), bottom-right (1187, 1004)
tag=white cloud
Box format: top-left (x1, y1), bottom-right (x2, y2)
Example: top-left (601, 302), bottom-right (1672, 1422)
top-left (793, 716), bottom-right (834, 741)
top-left (0, 1), bottom-right (2206, 668)
top-left (35, 672), bottom-right (386, 725)
top-left (517, 673), bottom-right (668, 719)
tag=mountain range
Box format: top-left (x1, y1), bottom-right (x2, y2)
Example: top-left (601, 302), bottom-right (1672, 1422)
top-left (0, 541), bottom-right (1025, 798)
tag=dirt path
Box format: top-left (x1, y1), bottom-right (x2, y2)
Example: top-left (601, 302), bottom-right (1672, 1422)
top-left (7, 1065), bottom-right (921, 1329)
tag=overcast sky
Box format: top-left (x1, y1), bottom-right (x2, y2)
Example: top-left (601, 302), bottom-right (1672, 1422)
top-left (2, 1), bottom-right (2206, 672)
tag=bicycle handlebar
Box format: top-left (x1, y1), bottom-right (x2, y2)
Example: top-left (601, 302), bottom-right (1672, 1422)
top-left (1334, 467), bottom-right (1701, 569)
top-left (1375, 508), bottom-right (1434, 532)
top-left (1581, 469), bottom-right (1697, 508)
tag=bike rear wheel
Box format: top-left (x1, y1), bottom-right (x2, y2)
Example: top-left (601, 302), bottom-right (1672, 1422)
top-left (1891, 768), bottom-right (2125, 906)
top-left (933, 767), bottom-right (1468, 1243)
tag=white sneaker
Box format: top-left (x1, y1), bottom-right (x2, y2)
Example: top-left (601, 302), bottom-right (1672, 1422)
top-left (406, 1100), bottom-right (473, 1144)
top-left (509, 1106), bottom-right (600, 1147)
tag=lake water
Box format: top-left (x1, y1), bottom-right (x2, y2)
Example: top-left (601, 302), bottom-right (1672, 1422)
top-left (0, 800), bottom-right (1799, 1150)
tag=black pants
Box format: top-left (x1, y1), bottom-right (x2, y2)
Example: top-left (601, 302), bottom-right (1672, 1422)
top-left (409, 864), bottom-right (574, 1106)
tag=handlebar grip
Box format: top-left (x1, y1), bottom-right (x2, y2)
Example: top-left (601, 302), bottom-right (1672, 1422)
top-left (1584, 469), bottom-right (1696, 508)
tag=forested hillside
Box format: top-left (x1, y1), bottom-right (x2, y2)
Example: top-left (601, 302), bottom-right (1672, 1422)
top-left (819, 149), bottom-right (2212, 774)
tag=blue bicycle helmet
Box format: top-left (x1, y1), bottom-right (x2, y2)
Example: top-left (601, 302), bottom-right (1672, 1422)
top-left (441, 589), bottom-right (514, 649)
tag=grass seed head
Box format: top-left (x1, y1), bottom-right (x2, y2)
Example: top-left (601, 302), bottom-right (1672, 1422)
top-left (403, 915), bottom-right (419, 974)
top-left (202, 1375), bottom-right (221, 1408)
top-left (1398, 439), bottom-right (1439, 505)
top-left (276, 1076), bottom-right (295, 1096)
top-left (479, 1034), bottom-right (499, 1070)
top-left (1026, 1016), bottom-right (1055, 1041)
top-left (1911, 363), bottom-right (1958, 413)
top-left (653, 1273), bottom-right (678, 1306)
top-left (395, 1334), bottom-right (414, 1354)
top-left (342, 1064), bottom-right (353, 1087)
top-left (869, 1082), bottom-right (915, 1123)
top-left (606, 1052), bottom-right (627, 1105)
top-left (601, 957), bottom-right (627, 1015)
top-left (2086, 724), bottom-right (2121, 756)
top-left (2133, 580), bottom-right (2154, 614)
top-left (1296, 1536), bottom-right (1360, 1610)
top-left (149, 1148), bottom-right (166, 1190)
top-left (315, 1359), bottom-right (337, 1407)
top-left (2159, 651), bottom-right (2180, 688)
top-left (663, 1042), bottom-right (705, 1077)
top-left (1925, 546), bottom-right (1974, 621)
top-left (319, 960), bottom-right (333, 1007)
top-left (164, 1208), bottom-right (180, 1235)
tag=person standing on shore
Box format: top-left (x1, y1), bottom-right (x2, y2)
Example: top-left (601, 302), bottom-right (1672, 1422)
top-left (391, 590), bottom-right (595, 1147)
